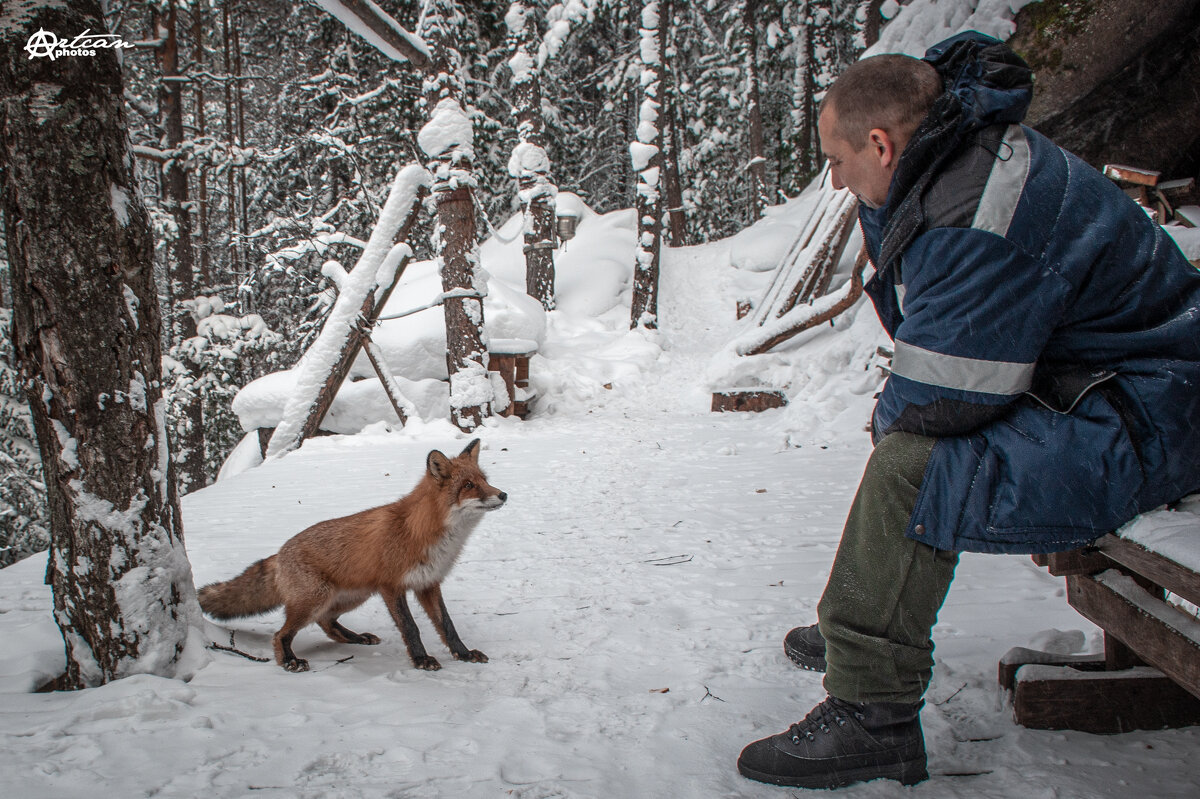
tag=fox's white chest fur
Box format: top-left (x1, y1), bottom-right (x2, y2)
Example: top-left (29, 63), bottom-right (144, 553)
top-left (404, 504), bottom-right (486, 589)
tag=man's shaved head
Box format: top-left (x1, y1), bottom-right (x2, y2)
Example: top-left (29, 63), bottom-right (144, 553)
top-left (820, 54), bottom-right (942, 151)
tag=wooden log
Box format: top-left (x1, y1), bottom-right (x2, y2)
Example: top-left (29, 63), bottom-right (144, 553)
top-left (743, 244), bottom-right (869, 356)
top-left (711, 390), bottom-right (787, 413)
top-left (1012, 663), bottom-right (1200, 733)
top-left (1067, 570), bottom-right (1200, 699)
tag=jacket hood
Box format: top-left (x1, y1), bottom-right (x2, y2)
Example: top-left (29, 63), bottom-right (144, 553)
top-left (871, 32), bottom-right (1033, 276)
top-left (923, 30), bottom-right (1034, 135)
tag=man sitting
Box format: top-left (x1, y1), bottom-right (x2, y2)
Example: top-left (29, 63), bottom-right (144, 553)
top-left (737, 31), bottom-right (1200, 790)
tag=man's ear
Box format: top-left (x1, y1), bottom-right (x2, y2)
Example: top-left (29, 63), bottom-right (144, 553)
top-left (427, 450), bottom-right (452, 481)
top-left (459, 438), bottom-right (481, 462)
top-left (868, 128), bottom-right (899, 170)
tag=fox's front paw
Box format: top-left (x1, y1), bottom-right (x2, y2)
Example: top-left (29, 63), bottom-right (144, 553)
top-left (351, 632), bottom-right (381, 645)
top-left (413, 655), bottom-right (442, 671)
top-left (283, 657), bottom-right (310, 673)
top-left (457, 649), bottom-right (488, 663)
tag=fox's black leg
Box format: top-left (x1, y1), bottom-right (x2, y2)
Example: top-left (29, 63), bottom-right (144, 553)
top-left (417, 585), bottom-right (488, 663)
top-left (320, 618), bottom-right (381, 645)
top-left (382, 589), bottom-right (439, 670)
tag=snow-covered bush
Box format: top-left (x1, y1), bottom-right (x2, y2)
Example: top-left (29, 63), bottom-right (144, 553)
top-left (164, 297), bottom-right (282, 486)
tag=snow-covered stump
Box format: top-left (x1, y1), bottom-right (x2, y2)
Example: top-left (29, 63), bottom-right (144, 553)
top-left (419, 1), bottom-right (494, 432)
top-left (630, 0), bottom-right (666, 330)
top-left (1, 0), bottom-right (201, 688)
top-left (265, 166), bottom-right (429, 458)
top-left (506, 1), bottom-right (558, 312)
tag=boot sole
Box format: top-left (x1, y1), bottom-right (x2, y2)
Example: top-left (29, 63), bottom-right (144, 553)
top-left (783, 640), bottom-right (827, 672)
top-left (738, 757), bottom-right (928, 789)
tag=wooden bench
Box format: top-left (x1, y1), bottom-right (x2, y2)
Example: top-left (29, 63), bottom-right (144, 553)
top-left (999, 511), bottom-right (1200, 733)
top-left (487, 339), bottom-right (537, 419)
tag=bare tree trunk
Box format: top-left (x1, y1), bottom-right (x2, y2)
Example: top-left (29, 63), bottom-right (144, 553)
top-left (153, 0), bottom-right (206, 494)
top-left (221, 1), bottom-right (244, 303)
top-left (744, 0), bottom-right (769, 219)
top-left (420, 0), bottom-right (492, 430)
top-left (630, 0), bottom-right (666, 329)
top-left (506, 0), bottom-right (557, 310)
top-left (192, 6), bottom-right (211, 288)
top-left (1, 0), bottom-right (198, 689)
top-left (858, 0), bottom-right (886, 49)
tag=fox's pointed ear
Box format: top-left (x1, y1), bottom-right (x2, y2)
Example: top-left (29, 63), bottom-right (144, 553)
top-left (427, 450), bottom-right (452, 481)
top-left (459, 438), bottom-right (481, 462)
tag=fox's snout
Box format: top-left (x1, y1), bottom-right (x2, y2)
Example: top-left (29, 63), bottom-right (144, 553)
top-left (480, 491), bottom-right (507, 510)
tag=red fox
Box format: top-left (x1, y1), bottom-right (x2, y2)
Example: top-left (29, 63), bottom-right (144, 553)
top-left (199, 439), bottom-right (505, 672)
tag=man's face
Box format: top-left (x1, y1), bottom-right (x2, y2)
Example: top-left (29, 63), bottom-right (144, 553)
top-left (818, 106), bottom-right (896, 209)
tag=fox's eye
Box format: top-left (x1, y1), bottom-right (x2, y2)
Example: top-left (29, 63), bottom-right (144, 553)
top-left (463, 481), bottom-right (475, 490)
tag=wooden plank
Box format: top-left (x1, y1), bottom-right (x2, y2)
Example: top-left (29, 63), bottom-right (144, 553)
top-left (1066, 570), bottom-right (1200, 699)
top-left (1103, 163), bottom-right (1161, 186)
top-left (1012, 664), bottom-right (1200, 733)
top-left (711, 390), bottom-right (787, 413)
top-left (1044, 547), bottom-right (1109, 576)
top-left (1097, 533), bottom-right (1200, 607)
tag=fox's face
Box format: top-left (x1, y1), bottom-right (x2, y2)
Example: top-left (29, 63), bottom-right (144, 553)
top-left (427, 439), bottom-right (507, 513)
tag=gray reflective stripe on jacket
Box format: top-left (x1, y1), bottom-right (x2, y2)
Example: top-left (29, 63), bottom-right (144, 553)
top-left (891, 340), bottom-right (1035, 396)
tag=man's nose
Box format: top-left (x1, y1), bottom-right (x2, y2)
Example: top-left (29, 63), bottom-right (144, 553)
top-left (829, 169), bottom-right (845, 190)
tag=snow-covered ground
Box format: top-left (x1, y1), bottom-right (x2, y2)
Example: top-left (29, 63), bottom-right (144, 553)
top-left (4, 204), bottom-right (1200, 797)
top-left (5, 2), bottom-right (1200, 796)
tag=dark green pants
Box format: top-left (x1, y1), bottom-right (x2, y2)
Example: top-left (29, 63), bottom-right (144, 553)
top-left (818, 432), bottom-right (960, 704)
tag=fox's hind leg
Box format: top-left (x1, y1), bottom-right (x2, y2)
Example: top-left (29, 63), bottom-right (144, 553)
top-left (275, 605), bottom-right (316, 672)
top-left (417, 584), bottom-right (488, 663)
top-left (318, 592), bottom-right (380, 645)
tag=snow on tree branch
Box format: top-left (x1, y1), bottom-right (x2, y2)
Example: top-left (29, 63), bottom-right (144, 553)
top-left (310, 0), bottom-right (431, 69)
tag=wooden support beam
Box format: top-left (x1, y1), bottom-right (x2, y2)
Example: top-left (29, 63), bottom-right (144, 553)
top-left (1067, 570), bottom-right (1200, 700)
top-left (1096, 533), bottom-right (1200, 607)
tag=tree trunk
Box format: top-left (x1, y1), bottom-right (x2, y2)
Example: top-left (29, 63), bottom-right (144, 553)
top-left (420, 0), bottom-right (492, 430)
top-left (1, 0), bottom-right (198, 689)
top-left (506, 0), bottom-right (557, 310)
top-left (630, 0), bottom-right (666, 329)
top-left (221, 1), bottom-right (244, 304)
top-left (744, 0), bottom-right (769, 219)
top-left (660, 0), bottom-right (687, 246)
top-left (154, 1), bottom-right (206, 494)
top-left (192, 6), bottom-right (212, 288)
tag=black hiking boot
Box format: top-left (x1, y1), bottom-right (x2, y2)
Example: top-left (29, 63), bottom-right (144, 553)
top-left (784, 624), bottom-right (827, 672)
top-left (737, 696), bottom-right (928, 789)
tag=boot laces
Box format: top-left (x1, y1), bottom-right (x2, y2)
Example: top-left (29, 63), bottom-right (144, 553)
top-left (787, 698), bottom-right (861, 745)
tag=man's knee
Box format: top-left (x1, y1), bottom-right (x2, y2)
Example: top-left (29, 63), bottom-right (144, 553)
top-left (866, 432), bottom-right (937, 490)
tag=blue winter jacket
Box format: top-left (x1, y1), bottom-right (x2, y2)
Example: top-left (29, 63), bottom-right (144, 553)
top-left (861, 32), bottom-right (1200, 554)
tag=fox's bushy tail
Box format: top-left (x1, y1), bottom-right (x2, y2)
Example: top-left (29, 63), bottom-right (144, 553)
top-left (198, 556), bottom-right (283, 619)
